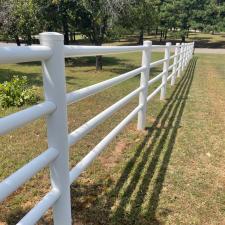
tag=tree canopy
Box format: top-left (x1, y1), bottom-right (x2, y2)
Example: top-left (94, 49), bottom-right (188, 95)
top-left (0, 0), bottom-right (225, 68)
top-left (1, 0), bottom-right (224, 45)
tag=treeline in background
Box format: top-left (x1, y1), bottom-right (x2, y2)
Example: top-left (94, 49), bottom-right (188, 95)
top-left (0, 0), bottom-right (225, 69)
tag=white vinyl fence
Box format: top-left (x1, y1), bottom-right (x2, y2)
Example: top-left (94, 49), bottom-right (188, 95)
top-left (0, 32), bottom-right (194, 225)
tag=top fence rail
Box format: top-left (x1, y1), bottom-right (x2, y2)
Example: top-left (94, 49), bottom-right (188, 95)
top-left (0, 32), bottom-right (194, 225)
top-left (0, 46), bottom-right (52, 64)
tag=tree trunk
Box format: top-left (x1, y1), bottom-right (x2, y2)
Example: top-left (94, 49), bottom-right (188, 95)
top-left (64, 30), bottom-right (69, 45)
top-left (26, 34), bottom-right (32, 45)
top-left (62, 16), bottom-right (69, 45)
top-left (70, 32), bottom-right (73, 42)
top-left (138, 29), bottom-right (144, 45)
top-left (155, 27), bottom-right (158, 36)
top-left (164, 30), bottom-right (168, 40)
top-left (15, 36), bottom-right (21, 46)
top-left (181, 35), bottom-right (185, 42)
top-left (147, 27), bottom-right (150, 36)
top-left (96, 55), bottom-right (103, 71)
top-left (160, 30), bottom-right (163, 42)
top-left (94, 42), bottom-right (103, 70)
top-left (73, 33), bottom-right (76, 41)
top-left (186, 28), bottom-right (189, 38)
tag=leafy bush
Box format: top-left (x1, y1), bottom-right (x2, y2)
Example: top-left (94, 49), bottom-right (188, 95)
top-left (0, 76), bottom-right (39, 108)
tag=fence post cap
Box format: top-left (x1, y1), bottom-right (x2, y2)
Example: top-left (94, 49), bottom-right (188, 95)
top-left (176, 43), bottom-right (180, 46)
top-left (143, 40), bottom-right (152, 46)
top-left (165, 42), bottom-right (172, 47)
top-left (39, 32), bottom-right (64, 41)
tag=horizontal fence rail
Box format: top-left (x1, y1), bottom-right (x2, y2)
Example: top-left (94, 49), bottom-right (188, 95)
top-left (68, 86), bottom-right (144, 147)
top-left (0, 46), bottom-right (52, 64)
top-left (0, 101), bottom-right (56, 135)
top-left (0, 31), bottom-right (194, 225)
top-left (0, 147), bottom-right (59, 202)
top-left (66, 66), bottom-right (145, 104)
top-left (64, 45), bottom-right (146, 57)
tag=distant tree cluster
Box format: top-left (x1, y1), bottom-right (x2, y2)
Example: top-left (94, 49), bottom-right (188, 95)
top-left (0, 0), bottom-right (224, 69)
top-left (159, 0), bottom-right (225, 42)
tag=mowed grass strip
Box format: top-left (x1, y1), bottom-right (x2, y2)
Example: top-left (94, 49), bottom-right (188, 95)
top-left (0, 53), bottom-right (225, 224)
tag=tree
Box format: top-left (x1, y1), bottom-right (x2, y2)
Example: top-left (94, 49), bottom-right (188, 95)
top-left (159, 0), bottom-right (178, 41)
top-left (76, 0), bottom-right (133, 70)
top-left (0, 1), bottom-right (20, 45)
top-left (0, 0), bottom-right (39, 45)
top-left (159, 0), bottom-right (208, 42)
top-left (218, 2), bottom-right (225, 31)
top-left (37, 0), bottom-right (78, 45)
top-left (119, 0), bottom-right (159, 45)
top-left (203, 0), bottom-right (220, 34)
top-left (16, 0), bottom-right (39, 45)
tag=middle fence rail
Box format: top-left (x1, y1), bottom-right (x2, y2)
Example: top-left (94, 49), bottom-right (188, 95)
top-left (0, 32), bottom-right (194, 225)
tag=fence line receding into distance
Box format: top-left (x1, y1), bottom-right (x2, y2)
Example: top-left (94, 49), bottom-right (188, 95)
top-left (0, 32), bottom-right (194, 225)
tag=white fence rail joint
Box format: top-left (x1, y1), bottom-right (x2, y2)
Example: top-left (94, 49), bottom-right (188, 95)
top-left (66, 66), bottom-right (145, 105)
top-left (171, 43), bottom-right (180, 86)
top-left (0, 31), bottom-right (194, 225)
top-left (160, 42), bottom-right (171, 100)
top-left (39, 32), bottom-right (72, 225)
top-left (0, 46), bottom-right (52, 64)
top-left (138, 40), bottom-right (152, 130)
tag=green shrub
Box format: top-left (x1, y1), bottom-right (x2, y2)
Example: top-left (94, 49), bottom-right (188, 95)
top-left (0, 76), bottom-right (39, 108)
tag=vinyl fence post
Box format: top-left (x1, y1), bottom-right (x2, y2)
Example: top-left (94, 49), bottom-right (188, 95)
top-left (137, 40), bottom-right (152, 130)
top-left (183, 44), bottom-right (186, 68)
top-left (39, 32), bottom-right (72, 225)
top-left (160, 42), bottom-right (171, 100)
top-left (185, 44), bottom-right (188, 65)
top-left (190, 44), bottom-right (192, 59)
top-left (186, 44), bottom-right (189, 65)
top-left (184, 44), bottom-right (188, 67)
top-left (187, 44), bottom-right (190, 62)
top-left (181, 43), bottom-right (186, 71)
top-left (186, 44), bottom-right (189, 66)
top-left (186, 44), bottom-right (188, 61)
top-left (171, 43), bottom-right (180, 86)
top-left (192, 42), bottom-right (195, 56)
top-left (177, 44), bottom-right (183, 78)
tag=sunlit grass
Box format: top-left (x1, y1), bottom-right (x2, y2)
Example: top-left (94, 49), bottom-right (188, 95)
top-left (0, 52), bottom-right (225, 224)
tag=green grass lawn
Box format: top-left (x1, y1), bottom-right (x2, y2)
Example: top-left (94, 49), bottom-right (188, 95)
top-left (0, 52), bottom-right (225, 224)
top-left (187, 32), bottom-right (225, 48)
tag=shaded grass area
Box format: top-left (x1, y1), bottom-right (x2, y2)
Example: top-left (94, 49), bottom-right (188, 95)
top-left (0, 53), bottom-right (225, 224)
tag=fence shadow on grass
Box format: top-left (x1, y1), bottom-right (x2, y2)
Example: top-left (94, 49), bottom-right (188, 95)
top-left (4, 57), bottom-right (197, 225)
top-left (109, 56), bottom-right (197, 225)
top-left (70, 56), bottom-right (197, 225)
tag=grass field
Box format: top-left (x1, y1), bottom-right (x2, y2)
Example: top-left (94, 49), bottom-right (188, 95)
top-left (0, 52), bottom-right (225, 225)
top-left (187, 32), bottom-right (225, 48)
